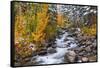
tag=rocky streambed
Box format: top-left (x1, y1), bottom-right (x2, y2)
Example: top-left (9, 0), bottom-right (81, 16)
top-left (65, 28), bottom-right (97, 63)
top-left (15, 28), bottom-right (97, 66)
top-left (30, 28), bottom-right (97, 65)
top-left (31, 30), bottom-right (78, 65)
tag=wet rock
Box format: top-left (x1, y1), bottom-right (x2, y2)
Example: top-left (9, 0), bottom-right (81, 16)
top-left (85, 46), bottom-right (91, 52)
top-left (47, 47), bottom-right (57, 54)
top-left (78, 51), bottom-right (86, 56)
top-left (58, 44), bottom-right (68, 48)
top-left (24, 57), bottom-right (31, 62)
top-left (63, 38), bottom-right (69, 42)
top-left (62, 28), bottom-right (67, 31)
top-left (32, 52), bottom-right (37, 56)
top-left (81, 57), bottom-right (88, 62)
top-left (43, 42), bottom-right (48, 47)
top-left (52, 44), bottom-right (57, 48)
top-left (65, 44), bottom-right (70, 48)
top-left (70, 46), bottom-right (84, 53)
top-left (57, 35), bottom-right (62, 39)
top-left (57, 31), bottom-right (64, 35)
top-left (78, 36), bottom-right (88, 42)
top-left (76, 28), bottom-right (81, 32)
top-left (38, 51), bottom-right (47, 56)
top-left (68, 51), bottom-right (76, 56)
top-left (45, 40), bottom-right (56, 48)
top-left (69, 28), bottom-right (76, 32)
top-left (67, 34), bottom-right (73, 37)
top-left (47, 43), bottom-right (53, 48)
top-left (71, 33), bottom-right (77, 37)
top-left (89, 45), bottom-right (93, 48)
top-left (64, 51), bottom-right (77, 62)
top-left (74, 31), bottom-right (80, 35)
top-left (37, 50), bottom-right (47, 56)
top-left (93, 50), bottom-right (97, 54)
top-left (31, 56), bottom-right (37, 62)
top-left (77, 56), bottom-right (82, 62)
top-left (86, 41), bottom-right (92, 45)
top-left (92, 42), bottom-right (96, 47)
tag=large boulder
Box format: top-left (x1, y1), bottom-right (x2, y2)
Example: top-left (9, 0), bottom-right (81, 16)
top-left (64, 50), bottom-right (77, 62)
top-left (81, 57), bottom-right (89, 62)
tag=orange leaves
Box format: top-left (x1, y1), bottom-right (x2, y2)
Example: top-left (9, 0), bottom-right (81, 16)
top-left (57, 13), bottom-right (64, 27)
top-left (36, 15), bottom-right (49, 33)
top-left (32, 4), bottom-right (49, 43)
top-left (15, 15), bottom-right (26, 43)
top-left (32, 32), bottom-right (45, 42)
top-left (42, 4), bottom-right (49, 13)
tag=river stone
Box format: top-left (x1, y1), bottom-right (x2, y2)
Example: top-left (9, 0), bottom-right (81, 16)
top-left (46, 43), bottom-right (53, 48)
top-left (36, 48), bottom-right (47, 56)
top-left (78, 51), bottom-right (86, 56)
top-left (64, 51), bottom-right (77, 62)
top-left (80, 36), bottom-right (88, 41)
top-left (47, 47), bottom-right (57, 54)
top-left (52, 44), bottom-right (57, 48)
top-left (86, 41), bottom-right (92, 45)
top-left (71, 33), bottom-right (77, 37)
top-left (58, 31), bottom-right (64, 35)
top-left (68, 51), bottom-right (76, 56)
top-left (92, 42), bottom-right (96, 47)
top-left (67, 34), bottom-right (73, 37)
top-left (73, 46), bottom-right (84, 51)
top-left (24, 57), bottom-right (31, 62)
top-left (85, 46), bottom-right (91, 52)
top-left (65, 44), bottom-right (70, 48)
top-left (93, 50), bottom-right (97, 54)
top-left (57, 35), bottom-right (62, 39)
top-left (70, 28), bottom-right (76, 32)
top-left (63, 38), bottom-right (69, 42)
top-left (81, 57), bottom-right (88, 62)
top-left (37, 50), bottom-right (47, 56)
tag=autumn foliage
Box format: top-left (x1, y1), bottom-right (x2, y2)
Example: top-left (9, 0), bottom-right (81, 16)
top-left (32, 4), bottom-right (49, 43)
top-left (13, 2), bottom-right (97, 64)
top-left (57, 13), bottom-right (65, 27)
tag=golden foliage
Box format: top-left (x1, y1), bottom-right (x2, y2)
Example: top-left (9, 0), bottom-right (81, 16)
top-left (57, 13), bottom-right (64, 27)
top-left (15, 15), bottom-right (26, 43)
top-left (32, 4), bottom-right (49, 43)
top-left (82, 23), bottom-right (96, 36)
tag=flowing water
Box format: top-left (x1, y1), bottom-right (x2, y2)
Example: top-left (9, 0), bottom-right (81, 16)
top-left (31, 30), bottom-right (77, 65)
